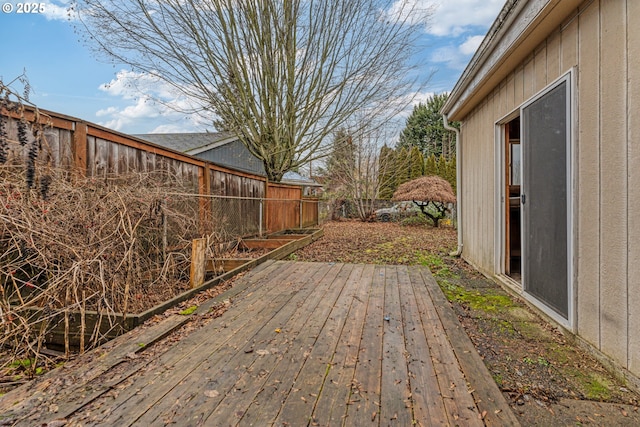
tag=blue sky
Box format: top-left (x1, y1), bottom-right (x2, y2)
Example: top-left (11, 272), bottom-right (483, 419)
top-left (0, 0), bottom-right (505, 134)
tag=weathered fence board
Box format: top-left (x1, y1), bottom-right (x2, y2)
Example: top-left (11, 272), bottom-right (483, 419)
top-left (1, 106), bottom-right (319, 235)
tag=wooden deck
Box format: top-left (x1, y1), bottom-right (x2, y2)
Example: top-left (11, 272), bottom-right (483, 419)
top-left (0, 261), bottom-right (518, 426)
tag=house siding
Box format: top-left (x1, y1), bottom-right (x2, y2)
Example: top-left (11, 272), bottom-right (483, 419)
top-left (457, 0), bottom-right (640, 380)
top-left (628, 0), bottom-right (640, 376)
top-left (576, 0), bottom-right (600, 353)
top-left (599, 0), bottom-right (628, 368)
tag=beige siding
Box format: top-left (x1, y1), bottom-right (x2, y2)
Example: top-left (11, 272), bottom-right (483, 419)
top-left (561, 17), bottom-right (578, 70)
top-left (523, 57), bottom-right (535, 100)
top-left (546, 31), bottom-right (561, 81)
top-left (533, 44), bottom-right (547, 92)
top-left (576, 0), bottom-right (601, 351)
top-left (627, 0), bottom-right (640, 375)
top-left (514, 65), bottom-right (525, 106)
top-left (599, 0), bottom-right (628, 366)
top-left (461, 96), bottom-right (496, 275)
top-left (506, 74), bottom-right (515, 114)
top-left (459, 0), bottom-right (640, 378)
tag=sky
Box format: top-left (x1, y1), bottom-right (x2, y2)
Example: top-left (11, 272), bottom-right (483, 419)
top-left (0, 0), bottom-right (505, 135)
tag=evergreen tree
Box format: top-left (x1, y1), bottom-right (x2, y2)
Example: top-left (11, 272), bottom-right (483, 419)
top-left (409, 146), bottom-right (424, 180)
top-left (424, 154), bottom-right (438, 177)
top-left (446, 156), bottom-right (457, 194)
top-left (378, 145), bottom-right (396, 199)
top-left (397, 93), bottom-right (459, 158)
top-left (437, 155), bottom-right (447, 180)
top-left (395, 147), bottom-right (410, 187)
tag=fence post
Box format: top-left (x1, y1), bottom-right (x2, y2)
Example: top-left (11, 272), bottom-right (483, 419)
top-left (299, 199), bottom-right (303, 228)
top-left (73, 121), bottom-right (88, 175)
top-left (259, 198), bottom-right (263, 237)
top-left (198, 165), bottom-right (211, 235)
top-left (190, 238), bottom-right (206, 288)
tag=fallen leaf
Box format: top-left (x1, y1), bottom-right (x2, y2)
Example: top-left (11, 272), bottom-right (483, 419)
top-left (204, 390), bottom-right (220, 398)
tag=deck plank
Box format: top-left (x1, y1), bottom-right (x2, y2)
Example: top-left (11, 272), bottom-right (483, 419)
top-left (397, 265), bottom-right (450, 426)
top-left (207, 262), bottom-right (347, 425)
top-left (408, 266), bottom-right (484, 426)
top-left (379, 266), bottom-right (413, 425)
top-left (311, 264), bottom-right (375, 426)
top-left (345, 265), bottom-right (386, 426)
top-left (96, 261), bottom-right (314, 426)
top-left (133, 261), bottom-right (331, 426)
top-left (274, 263), bottom-right (364, 425)
top-left (3, 261), bottom-right (517, 427)
top-left (415, 266), bottom-right (521, 426)
top-left (236, 263), bottom-right (355, 426)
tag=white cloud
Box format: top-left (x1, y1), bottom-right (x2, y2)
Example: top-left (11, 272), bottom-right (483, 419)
top-left (393, 90), bottom-right (436, 119)
top-left (96, 70), bottom-right (213, 133)
top-left (95, 106), bottom-right (118, 117)
top-left (149, 123), bottom-right (194, 134)
top-left (460, 34), bottom-right (485, 55)
top-left (385, 0), bottom-right (435, 27)
top-left (41, 1), bottom-right (74, 21)
top-left (429, 0), bottom-right (504, 36)
top-left (391, 0), bottom-right (504, 37)
top-left (428, 34), bottom-right (485, 71)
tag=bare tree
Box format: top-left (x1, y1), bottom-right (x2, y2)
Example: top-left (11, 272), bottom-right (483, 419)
top-left (71, 0), bottom-right (432, 182)
top-left (393, 175), bottom-right (455, 227)
top-left (322, 126), bottom-right (404, 221)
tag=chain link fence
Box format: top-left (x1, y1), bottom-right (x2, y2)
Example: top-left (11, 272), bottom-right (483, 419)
top-left (0, 168), bottom-right (318, 368)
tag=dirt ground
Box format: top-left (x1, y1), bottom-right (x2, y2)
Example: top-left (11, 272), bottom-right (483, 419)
top-left (294, 220), bottom-right (640, 426)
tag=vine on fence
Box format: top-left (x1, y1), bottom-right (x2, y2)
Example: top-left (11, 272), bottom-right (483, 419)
top-left (0, 77), bottom-right (231, 382)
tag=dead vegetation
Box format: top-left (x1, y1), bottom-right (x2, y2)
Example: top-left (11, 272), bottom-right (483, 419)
top-left (1, 78), bottom-right (244, 380)
top-left (0, 163), bottom-right (238, 374)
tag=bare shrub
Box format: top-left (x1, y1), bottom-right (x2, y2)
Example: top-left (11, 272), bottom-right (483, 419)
top-left (0, 164), bottom-right (231, 374)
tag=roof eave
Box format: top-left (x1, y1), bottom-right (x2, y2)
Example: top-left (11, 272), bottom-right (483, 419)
top-left (442, 0), bottom-right (583, 121)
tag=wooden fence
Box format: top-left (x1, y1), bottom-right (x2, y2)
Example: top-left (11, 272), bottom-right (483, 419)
top-left (1, 107), bottom-right (318, 234)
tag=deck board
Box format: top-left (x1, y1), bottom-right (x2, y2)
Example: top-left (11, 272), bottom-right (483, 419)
top-left (133, 262), bottom-right (331, 426)
top-left (347, 264), bottom-right (386, 426)
top-left (311, 264), bottom-right (373, 426)
top-left (399, 265), bottom-right (450, 426)
top-left (380, 265), bottom-right (413, 425)
top-left (1, 261), bottom-right (519, 427)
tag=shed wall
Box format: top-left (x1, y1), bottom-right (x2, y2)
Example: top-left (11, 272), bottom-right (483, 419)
top-left (458, 0), bottom-right (640, 380)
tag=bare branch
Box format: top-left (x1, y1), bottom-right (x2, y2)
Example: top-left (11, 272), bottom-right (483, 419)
top-left (71, 0), bottom-right (432, 181)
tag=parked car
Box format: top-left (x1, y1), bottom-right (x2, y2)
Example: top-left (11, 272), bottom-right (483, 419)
top-left (374, 201), bottom-right (420, 222)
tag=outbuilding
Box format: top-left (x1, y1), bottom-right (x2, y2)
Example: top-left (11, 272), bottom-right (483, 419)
top-left (442, 0), bottom-right (640, 388)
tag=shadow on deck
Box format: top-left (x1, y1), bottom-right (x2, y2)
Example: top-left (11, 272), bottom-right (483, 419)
top-left (0, 261), bottom-right (519, 426)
